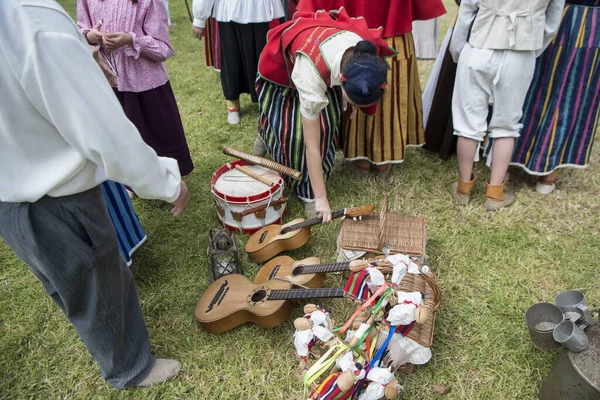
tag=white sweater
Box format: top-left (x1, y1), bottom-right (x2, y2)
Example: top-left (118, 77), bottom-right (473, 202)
top-left (0, 0), bottom-right (181, 203)
top-left (192, 0), bottom-right (284, 28)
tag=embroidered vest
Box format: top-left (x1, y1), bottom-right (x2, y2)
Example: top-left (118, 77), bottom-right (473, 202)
top-left (258, 8), bottom-right (395, 88)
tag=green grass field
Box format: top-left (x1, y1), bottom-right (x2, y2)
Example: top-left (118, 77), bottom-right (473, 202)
top-left (1, 1), bottom-right (599, 398)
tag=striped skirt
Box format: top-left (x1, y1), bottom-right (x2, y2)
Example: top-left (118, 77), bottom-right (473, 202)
top-left (256, 77), bottom-right (344, 200)
top-left (204, 17), bottom-right (221, 71)
top-left (510, 3), bottom-right (600, 175)
top-left (341, 33), bottom-right (424, 165)
top-left (101, 181), bottom-right (146, 266)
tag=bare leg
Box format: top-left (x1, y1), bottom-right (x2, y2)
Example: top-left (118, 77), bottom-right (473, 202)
top-left (490, 137), bottom-right (515, 185)
top-left (355, 160), bottom-right (371, 171)
top-left (457, 137), bottom-right (478, 181)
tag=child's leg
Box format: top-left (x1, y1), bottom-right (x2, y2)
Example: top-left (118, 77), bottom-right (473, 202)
top-left (457, 137), bottom-right (479, 182)
top-left (451, 44), bottom-right (493, 200)
top-left (485, 50), bottom-right (536, 209)
top-left (489, 137), bottom-right (515, 185)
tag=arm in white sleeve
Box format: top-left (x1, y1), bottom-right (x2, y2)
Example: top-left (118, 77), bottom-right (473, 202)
top-left (536, 0), bottom-right (566, 57)
top-left (291, 55), bottom-right (329, 121)
top-left (192, 0), bottom-right (215, 28)
top-left (20, 32), bottom-right (181, 202)
top-left (449, 0), bottom-right (479, 63)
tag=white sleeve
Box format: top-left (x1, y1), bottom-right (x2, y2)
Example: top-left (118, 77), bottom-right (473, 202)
top-left (291, 54), bottom-right (329, 121)
top-left (20, 32), bottom-right (181, 203)
top-left (536, 0), bottom-right (566, 57)
top-left (449, 0), bottom-right (480, 63)
top-left (192, 0), bottom-right (215, 28)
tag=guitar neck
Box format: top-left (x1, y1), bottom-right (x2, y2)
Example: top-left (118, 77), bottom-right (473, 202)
top-left (269, 287), bottom-right (346, 301)
top-left (299, 262), bottom-right (351, 275)
top-left (280, 209), bottom-right (346, 234)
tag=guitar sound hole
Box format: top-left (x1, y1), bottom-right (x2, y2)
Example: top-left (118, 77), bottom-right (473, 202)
top-left (291, 266), bottom-right (304, 276)
top-left (251, 290), bottom-right (268, 303)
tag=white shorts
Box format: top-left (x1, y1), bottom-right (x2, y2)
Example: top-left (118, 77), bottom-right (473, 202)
top-left (452, 44), bottom-right (536, 142)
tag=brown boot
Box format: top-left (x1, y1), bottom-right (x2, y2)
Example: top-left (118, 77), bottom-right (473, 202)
top-left (451, 175), bottom-right (475, 204)
top-left (484, 180), bottom-right (515, 211)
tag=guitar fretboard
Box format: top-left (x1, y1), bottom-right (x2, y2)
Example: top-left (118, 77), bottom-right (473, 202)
top-left (269, 288), bottom-right (346, 301)
top-left (299, 262), bottom-right (351, 275)
top-left (280, 209), bottom-right (345, 234)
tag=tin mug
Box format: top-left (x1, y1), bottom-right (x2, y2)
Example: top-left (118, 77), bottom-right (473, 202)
top-left (554, 290), bottom-right (593, 326)
top-left (525, 303), bottom-right (564, 351)
top-left (552, 320), bottom-right (588, 352)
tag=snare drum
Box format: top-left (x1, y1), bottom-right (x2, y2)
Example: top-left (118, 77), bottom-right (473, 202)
top-left (211, 160), bottom-right (286, 234)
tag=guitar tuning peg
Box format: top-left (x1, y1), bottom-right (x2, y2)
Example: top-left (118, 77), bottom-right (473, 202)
top-left (359, 216), bottom-right (362, 220)
top-left (353, 217), bottom-right (357, 221)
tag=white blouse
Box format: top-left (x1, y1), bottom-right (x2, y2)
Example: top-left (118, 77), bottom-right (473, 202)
top-left (192, 0), bottom-right (284, 27)
top-left (291, 31), bottom-right (362, 120)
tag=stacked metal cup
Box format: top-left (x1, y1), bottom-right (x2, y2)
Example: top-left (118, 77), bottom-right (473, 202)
top-left (526, 290), bottom-right (594, 353)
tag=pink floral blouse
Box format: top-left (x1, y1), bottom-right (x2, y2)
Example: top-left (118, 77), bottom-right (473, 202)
top-left (77, 0), bottom-right (173, 92)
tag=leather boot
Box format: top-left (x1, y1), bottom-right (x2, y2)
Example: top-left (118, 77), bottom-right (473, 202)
top-left (484, 180), bottom-right (515, 211)
top-left (451, 175), bottom-right (475, 204)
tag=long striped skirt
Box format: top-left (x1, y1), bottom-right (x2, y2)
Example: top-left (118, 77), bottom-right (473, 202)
top-left (204, 17), bottom-right (221, 71)
top-left (101, 181), bottom-right (146, 266)
top-left (257, 77), bottom-right (344, 200)
top-left (509, 3), bottom-right (600, 175)
top-left (341, 33), bottom-right (424, 165)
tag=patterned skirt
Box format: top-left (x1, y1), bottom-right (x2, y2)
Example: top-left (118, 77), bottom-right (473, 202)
top-left (101, 181), bottom-right (146, 266)
top-left (341, 33), bottom-right (424, 165)
top-left (510, 3), bottom-right (600, 175)
top-left (204, 17), bottom-right (221, 71)
top-left (257, 77), bottom-right (344, 200)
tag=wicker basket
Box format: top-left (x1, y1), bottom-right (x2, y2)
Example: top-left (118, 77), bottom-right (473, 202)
top-left (339, 198), bottom-right (426, 259)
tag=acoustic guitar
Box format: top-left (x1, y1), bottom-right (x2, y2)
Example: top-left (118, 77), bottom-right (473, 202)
top-left (195, 274), bottom-right (346, 334)
top-left (253, 256), bottom-right (389, 288)
top-left (245, 205), bottom-right (374, 263)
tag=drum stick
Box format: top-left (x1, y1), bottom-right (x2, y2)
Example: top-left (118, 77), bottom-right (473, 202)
top-left (234, 165), bottom-right (274, 187)
top-left (223, 147), bottom-right (303, 181)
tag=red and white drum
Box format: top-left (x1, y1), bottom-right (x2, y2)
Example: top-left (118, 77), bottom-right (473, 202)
top-left (211, 160), bottom-right (286, 234)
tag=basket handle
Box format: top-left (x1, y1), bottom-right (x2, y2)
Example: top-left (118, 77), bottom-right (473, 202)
top-left (377, 197), bottom-right (389, 252)
top-left (421, 273), bottom-right (442, 312)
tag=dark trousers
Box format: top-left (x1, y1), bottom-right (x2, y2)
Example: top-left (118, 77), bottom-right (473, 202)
top-left (0, 187), bottom-right (154, 388)
top-left (218, 21), bottom-right (271, 102)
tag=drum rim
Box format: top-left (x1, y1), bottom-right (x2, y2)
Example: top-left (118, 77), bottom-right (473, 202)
top-left (211, 159), bottom-right (284, 203)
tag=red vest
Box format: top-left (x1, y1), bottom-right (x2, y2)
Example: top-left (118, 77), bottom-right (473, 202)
top-left (258, 8), bottom-right (395, 88)
top-left (297, 0), bottom-right (447, 38)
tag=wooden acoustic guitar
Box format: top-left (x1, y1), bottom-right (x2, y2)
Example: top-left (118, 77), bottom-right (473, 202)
top-left (253, 256), bottom-right (389, 288)
top-left (245, 205), bottom-right (374, 263)
top-left (195, 274), bottom-right (345, 334)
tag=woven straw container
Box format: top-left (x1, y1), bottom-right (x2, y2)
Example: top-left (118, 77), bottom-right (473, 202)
top-left (338, 197), bottom-right (427, 261)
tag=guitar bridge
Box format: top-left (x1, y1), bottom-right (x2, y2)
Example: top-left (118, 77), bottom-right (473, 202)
top-left (258, 231), bottom-right (268, 244)
top-left (269, 265), bottom-right (281, 280)
top-left (206, 280), bottom-right (229, 313)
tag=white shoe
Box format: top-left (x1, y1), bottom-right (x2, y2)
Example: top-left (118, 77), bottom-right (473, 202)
top-left (253, 136), bottom-right (266, 157)
top-left (304, 201), bottom-right (318, 220)
top-left (227, 110), bottom-right (240, 125)
top-left (535, 182), bottom-right (556, 195)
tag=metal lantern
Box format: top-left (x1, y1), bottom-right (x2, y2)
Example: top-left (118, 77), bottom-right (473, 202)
top-left (208, 228), bottom-right (242, 282)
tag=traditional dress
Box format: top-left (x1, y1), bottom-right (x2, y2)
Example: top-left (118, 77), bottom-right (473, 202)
top-left (77, 0), bottom-right (194, 177)
top-left (297, 0), bottom-right (446, 166)
top-left (422, 7), bottom-right (459, 159)
top-left (192, 0), bottom-right (284, 105)
top-left (450, 0), bottom-right (565, 146)
top-left (203, 17), bottom-right (221, 71)
top-left (101, 181), bottom-right (147, 266)
top-left (257, 8), bottom-right (395, 199)
top-left (506, 0), bottom-right (600, 176)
